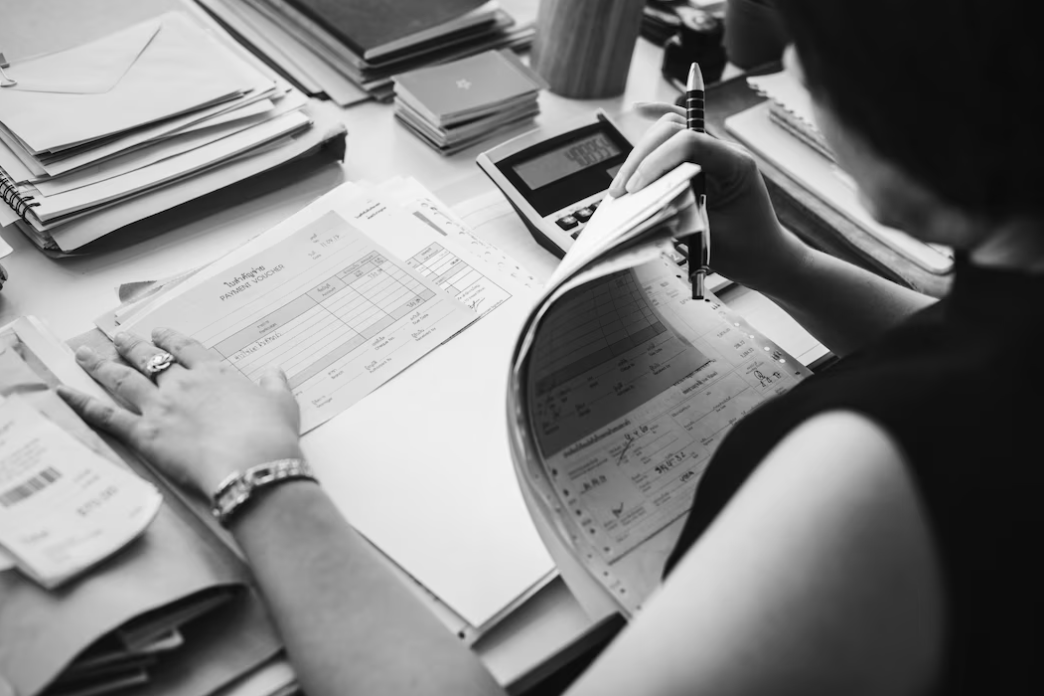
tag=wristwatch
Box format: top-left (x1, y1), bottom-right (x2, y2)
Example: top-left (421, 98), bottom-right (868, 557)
top-left (211, 458), bottom-right (318, 527)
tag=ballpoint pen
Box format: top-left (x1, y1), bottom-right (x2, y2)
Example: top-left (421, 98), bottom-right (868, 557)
top-left (685, 62), bottom-right (710, 300)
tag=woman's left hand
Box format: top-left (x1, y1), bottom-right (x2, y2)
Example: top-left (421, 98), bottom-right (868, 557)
top-left (59, 328), bottom-right (303, 498)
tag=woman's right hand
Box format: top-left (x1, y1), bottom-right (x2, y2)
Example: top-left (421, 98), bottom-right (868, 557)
top-left (608, 104), bottom-right (808, 292)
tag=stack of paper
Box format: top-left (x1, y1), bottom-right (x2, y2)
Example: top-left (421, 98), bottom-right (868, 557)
top-left (393, 49), bottom-right (543, 155)
top-left (0, 0), bottom-right (346, 254)
top-left (194, 0), bottom-right (536, 105)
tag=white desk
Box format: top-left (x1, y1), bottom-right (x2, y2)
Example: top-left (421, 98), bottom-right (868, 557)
top-left (0, 26), bottom-right (812, 694)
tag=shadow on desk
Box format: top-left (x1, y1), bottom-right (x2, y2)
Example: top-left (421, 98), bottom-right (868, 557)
top-left (524, 616), bottom-right (625, 696)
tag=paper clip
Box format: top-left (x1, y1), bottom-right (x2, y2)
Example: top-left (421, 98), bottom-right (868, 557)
top-left (0, 53), bottom-right (16, 88)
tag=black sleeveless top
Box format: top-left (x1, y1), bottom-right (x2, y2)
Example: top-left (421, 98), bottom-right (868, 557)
top-left (665, 255), bottom-right (1041, 694)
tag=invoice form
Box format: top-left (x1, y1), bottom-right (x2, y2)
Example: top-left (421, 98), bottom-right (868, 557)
top-left (124, 211), bottom-right (477, 432)
top-left (527, 263), bottom-right (808, 563)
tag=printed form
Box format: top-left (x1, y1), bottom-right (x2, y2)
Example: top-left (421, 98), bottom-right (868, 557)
top-left (528, 262), bottom-right (807, 563)
top-left (124, 211), bottom-right (478, 432)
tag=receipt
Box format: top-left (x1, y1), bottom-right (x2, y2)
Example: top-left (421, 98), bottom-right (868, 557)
top-left (0, 395), bottom-right (162, 588)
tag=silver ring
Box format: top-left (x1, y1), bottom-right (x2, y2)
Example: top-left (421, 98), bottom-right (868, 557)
top-left (144, 351), bottom-right (176, 377)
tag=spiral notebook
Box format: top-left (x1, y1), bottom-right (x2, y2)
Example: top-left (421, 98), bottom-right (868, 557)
top-left (725, 98), bottom-right (954, 275)
top-left (747, 71), bottom-right (835, 162)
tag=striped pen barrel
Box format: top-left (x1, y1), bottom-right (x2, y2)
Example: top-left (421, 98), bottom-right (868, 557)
top-left (685, 62), bottom-right (710, 300)
top-left (685, 63), bottom-right (706, 132)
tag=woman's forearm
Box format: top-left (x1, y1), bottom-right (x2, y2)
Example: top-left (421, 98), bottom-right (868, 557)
top-left (759, 232), bottom-right (937, 357)
top-left (229, 482), bottom-right (505, 696)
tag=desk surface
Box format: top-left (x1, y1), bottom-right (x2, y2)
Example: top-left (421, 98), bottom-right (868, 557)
top-left (0, 23), bottom-right (801, 694)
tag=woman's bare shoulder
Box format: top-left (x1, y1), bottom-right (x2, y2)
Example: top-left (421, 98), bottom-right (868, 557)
top-left (566, 410), bottom-right (947, 696)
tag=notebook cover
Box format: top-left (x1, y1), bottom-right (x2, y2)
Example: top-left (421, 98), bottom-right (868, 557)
top-left (285, 0), bottom-right (489, 58)
top-left (393, 49), bottom-right (540, 124)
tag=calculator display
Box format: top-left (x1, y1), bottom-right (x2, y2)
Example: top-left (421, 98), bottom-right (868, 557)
top-left (512, 133), bottom-right (622, 191)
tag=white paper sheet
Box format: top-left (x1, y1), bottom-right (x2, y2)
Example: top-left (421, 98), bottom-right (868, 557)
top-left (31, 99), bottom-right (284, 195)
top-left (31, 111), bottom-right (311, 220)
top-left (0, 395), bottom-right (163, 588)
top-left (0, 14), bottom-right (256, 153)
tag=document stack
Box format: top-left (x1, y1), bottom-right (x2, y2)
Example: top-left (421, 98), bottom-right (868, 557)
top-left (393, 49), bottom-right (543, 155)
top-left (194, 0), bottom-right (536, 105)
top-left (0, 0), bottom-right (347, 255)
top-left (0, 317), bottom-right (295, 696)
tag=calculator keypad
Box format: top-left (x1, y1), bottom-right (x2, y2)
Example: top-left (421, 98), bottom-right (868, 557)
top-left (555, 215), bottom-right (579, 231)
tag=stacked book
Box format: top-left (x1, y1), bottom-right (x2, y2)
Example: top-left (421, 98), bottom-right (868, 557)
top-left (195, 0), bottom-right (536, 106)
top-left (393, 49), bottom-right (543, 155)
top-left (0, 0), bottom-right (346, 255)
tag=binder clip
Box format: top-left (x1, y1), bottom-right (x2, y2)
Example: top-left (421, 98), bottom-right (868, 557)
top-left (0, 53), bottom-right (16, 88)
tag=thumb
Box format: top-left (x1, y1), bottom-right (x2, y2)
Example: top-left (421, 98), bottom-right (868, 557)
top-left (259, 365), bottom-right (291, 394)
top-left (632, 102), bottom-right (684, 120)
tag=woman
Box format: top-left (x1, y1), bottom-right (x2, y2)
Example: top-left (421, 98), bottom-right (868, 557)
top-left (60, 1), bottom-right (1037, 693)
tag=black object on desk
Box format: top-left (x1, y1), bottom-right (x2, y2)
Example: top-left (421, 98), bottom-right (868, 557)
top-left (661, 11), bottom-right (727, 88)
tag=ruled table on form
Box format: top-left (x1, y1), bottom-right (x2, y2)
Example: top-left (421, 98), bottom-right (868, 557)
top-left (212, 251), bottom-right (437, 388)
top-left (125, 212), bottom-right (477, 432)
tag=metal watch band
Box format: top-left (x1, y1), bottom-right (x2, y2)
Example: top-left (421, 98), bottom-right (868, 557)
top-left (211, 458), bottom-right (318, 528)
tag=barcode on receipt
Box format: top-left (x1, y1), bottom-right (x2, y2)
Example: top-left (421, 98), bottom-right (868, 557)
top-left (0, 467), bottom-right (62, 508)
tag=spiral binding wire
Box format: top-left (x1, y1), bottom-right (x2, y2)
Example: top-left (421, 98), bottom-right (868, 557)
top-left (0, 170), bottom-right (39, 221)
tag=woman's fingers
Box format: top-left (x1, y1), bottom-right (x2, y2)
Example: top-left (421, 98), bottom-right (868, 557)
top-left (75, 346), bottom-right (156, 411)
top-left (633, 102), bottom-right (685, 120)
top-left (608, 115), bottom-right (685, 197)
top-left (624, 129), bottom-right (754, 197)
top-left (57, 385), bottom-right (140, 442)
top-left (624, 128), bottom-right (702, 194)
top-left (259, 366), bottom-right (290, 394)
top-left (114, 332), bottom-right (184, 379)
top-left (152, 328), bottom-right (219, 368)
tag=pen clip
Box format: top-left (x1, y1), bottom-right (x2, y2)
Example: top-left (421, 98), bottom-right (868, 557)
top-left (0, 53), bottom-right (16, 88)
top-left (698, 193), bottom-right (710, 267)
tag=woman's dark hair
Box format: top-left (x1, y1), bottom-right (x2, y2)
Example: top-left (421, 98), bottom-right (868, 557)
top-left (776, 0), bottom-right (1043, 220)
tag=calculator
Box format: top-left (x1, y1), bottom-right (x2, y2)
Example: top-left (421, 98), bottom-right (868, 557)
top-left (476, 110), bottom-right (636, 258)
